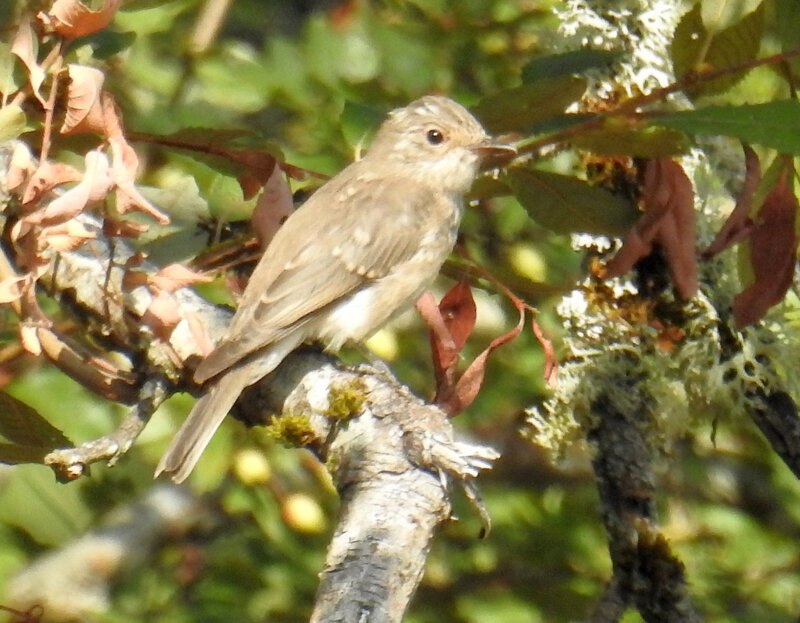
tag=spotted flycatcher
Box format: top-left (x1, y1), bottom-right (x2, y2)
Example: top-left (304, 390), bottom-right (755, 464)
top-left (156, 95), bottom-right (514, 482)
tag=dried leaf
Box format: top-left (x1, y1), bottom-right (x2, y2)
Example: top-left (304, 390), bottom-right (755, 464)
top-left (605, 158), bottom-right (698, 299)
top-left (531, 316), bottom-right (558, 388)
top-left (251, 164), bottom-right (294, 248)
top-left (185, 310), bottom-right (216, 356)
top-left (150, 263), bottom-right (213, 292)
top-left (60, 64), bottom-right (106, 135)
top-left (41, 220), bottom-right (97, 251)
top-left (703, 144), bottom-right (760, 258)
top-left (430, 280), bottom-right (477, 400)
top-left (438, 306), bottom-right (525, 416)
top-left (19, 325), bottom-right (41, 356)
top-left (37, 328), bottom-right (138, 403)
top-left (733, 162), bottom-right (799, 327)
top-left (24, 150), bottom-right (111, 226)
top-left (102, 217), bottom-right (149, 238)
top-left (10, 19), bottom-right (47, 106)
top-left (39, 0), bottom-right (122, 40)
top-left (20, 160), bottom-right (83, 206)
top-left (7, 142), bottom-right (36, 194)
top-left (142, 290), bottom-right (182, 341)
top-left (0, 275), bottom-right (29, 304)
top-left (102, 93), bottom-right (169, 224)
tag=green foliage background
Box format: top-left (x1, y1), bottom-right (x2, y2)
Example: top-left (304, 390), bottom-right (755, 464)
top-left (1, 1), bottom-right (800, 622)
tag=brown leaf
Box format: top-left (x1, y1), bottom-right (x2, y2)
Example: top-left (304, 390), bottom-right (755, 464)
top-left (185, 310), bottom-right (216, 357)
top-left (605, 158), bottom-right (697, 299)
top-left (102, 217), bottom-right (149, 238)
top-left (20, 160), bottom-right (83, 206)
top-left (24, 150), bottom-right (111, 226)
top-left (41, 220), bottom-right (97, 251)
top-left (531, 316), bottom-right (558, 388)
top-left (19, 325), bottom-right (41, 356)
top-left (7, 142), bottom-right (37, 194)
top-left (438, 305), bottom-right (525, 416)
top-left (142, 290), bottom-right (182, 342)
top-left (0, 275), bottom-right (29, 304)
top-left (102, 93), bottom-right (169, 224)
top-left (60, 64), bottom-right (106, 135)
top-left (36, 327), bottom-right (138, 403)
top-left (703, 144), bottom-right (760, 258)
top-left (150, 263), bottom-right (213, 292)
top-left (39, 0), bottom-right (122, 40)
top-left (10, 19), bottom-right (47, 106)
top-left (418, 282), bottom-right (477, 402)
top-left (733, 162), bottom-right (799, 327)
top-left (251, 164), bottom-right (294, 248)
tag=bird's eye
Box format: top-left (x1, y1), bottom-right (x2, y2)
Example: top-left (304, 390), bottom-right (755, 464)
top-left (426, 128), bottom-right (445, 145)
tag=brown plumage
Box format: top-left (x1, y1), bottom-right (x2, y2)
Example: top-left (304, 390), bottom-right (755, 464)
top-left (156, 95), bottom-right (514, 482)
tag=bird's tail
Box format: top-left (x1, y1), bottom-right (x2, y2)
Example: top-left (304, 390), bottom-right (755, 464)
top-left (155, 369), bottom-right (247, 483)
top-left (155, 333), bottom-right (305, 483)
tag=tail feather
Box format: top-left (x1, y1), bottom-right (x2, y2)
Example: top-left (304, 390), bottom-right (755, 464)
top-left (155, 333), bottom-right (306, 483)
top-left (155, 370), bottom-right (247, 483)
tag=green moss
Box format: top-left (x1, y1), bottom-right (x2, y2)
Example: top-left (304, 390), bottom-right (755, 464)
top-left (324, 379), bottom-right (367, 421)
top-left (263, 413), bottom-right (316, 447)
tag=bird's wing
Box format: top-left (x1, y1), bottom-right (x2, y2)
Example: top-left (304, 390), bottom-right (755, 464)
top-left (194, 174), bottom-right (437, 382)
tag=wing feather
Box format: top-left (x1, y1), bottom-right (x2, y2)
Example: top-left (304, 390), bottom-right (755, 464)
top-left (195, 170), bottom-right (436, 382)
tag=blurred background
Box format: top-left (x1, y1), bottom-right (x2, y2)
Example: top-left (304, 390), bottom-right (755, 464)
top-left (1, 1), bottom-right (800, 621)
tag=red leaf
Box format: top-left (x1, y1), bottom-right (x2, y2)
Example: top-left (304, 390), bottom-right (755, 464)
top-left (438, 305), bottom-right (524, 416)
top-left (733, 161), bottom-right (799, 327)
top-left (439, 280), bottom-right (477, 354)
top-left (605, 158), bottom-right (697, 299)
top-left (426, 281), bottom-right (477, 402)
top-left (703, 144), bottom-right (760, 258)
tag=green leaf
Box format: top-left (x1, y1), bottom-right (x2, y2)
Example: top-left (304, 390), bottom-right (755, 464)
top-left (652, 101), bottom-right (800, 154)
top-left (506, 169), bottom-right (637, 236)
top-left (0, 465), bottom-right (90, 545)
top-left (672, 2), bottom-right (764, 97)
top-left (0, 391), bottom-right (72, 465)
top-left (0, 105), bottom-right (26, 142)
top-left (521, 49), bottom-right (621, 83)
top-left (340, 100), bottom-right (384, 151)
top-left (473, 77), bottom-right (587, 134)
top-left (701, 0), bottom-right (764, 32)
top-left (0, 41), bottom-right (23, 99)
top-left (571, 124), bottom-right (690, 157)
top-left (776, 0), bottom-right (800, 77)
top-left (69, 30), bottom-right (138, 59)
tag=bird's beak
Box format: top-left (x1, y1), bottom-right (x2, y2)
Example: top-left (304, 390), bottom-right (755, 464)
top-left (473, 136), bottom-right (517, 168)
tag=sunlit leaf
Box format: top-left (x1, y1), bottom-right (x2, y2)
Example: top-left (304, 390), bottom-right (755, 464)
top-left (701, 0), bottom-right (764, 32)
top-left (652, 101), bottom-right (800, 153)
top-left (0, 104), bottom-right (26, 141)
top-left (0, 391), bottom-right (73, 459)
top-left (672, 2), bottom-right (764, 96)
top-left (506, 168), bottom-right (637, 236)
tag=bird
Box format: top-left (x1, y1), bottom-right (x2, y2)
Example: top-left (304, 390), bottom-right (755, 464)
top-left (155, 95), bottom-right (515, 482)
